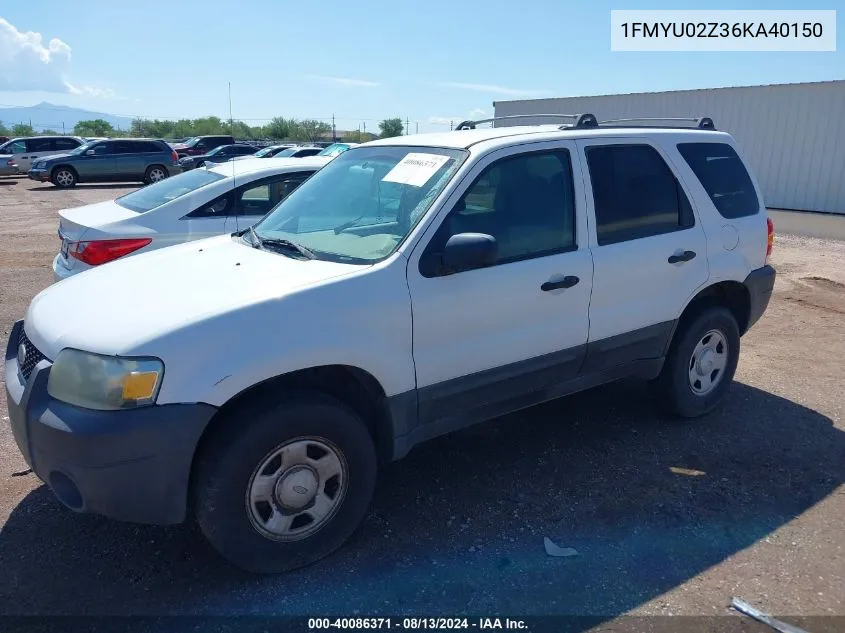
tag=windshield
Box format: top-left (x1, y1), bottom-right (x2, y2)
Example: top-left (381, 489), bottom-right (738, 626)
top-left (183, 137), bottom-right (200, 148)
top-left (254, 145), bottom-right (466, 263)
top-left (255, 146), bottom-right (280, 157)
top-left (115, 168), bottom-right (226, 213)
top-left (317, 143), bottom-right (350, 157)
top-left (69, 142), bottom-right (94, 155)
top-left (275, 148), bottom-right (300, 158)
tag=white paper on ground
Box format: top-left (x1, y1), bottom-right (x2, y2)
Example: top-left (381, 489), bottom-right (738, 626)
top-left (382, 153), bottom-right (450, 187)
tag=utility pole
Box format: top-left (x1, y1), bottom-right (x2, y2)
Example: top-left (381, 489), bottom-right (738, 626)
top-left (332, 113), bottom-right (336, 142)
top-left (416, 121), bottom-right (419, 134)
top-left (405, 117), bottom-right (409, 135)
top-left (62, 122), bottom-right (65, 135)
top-left (450, 120), bottom-right (453, 131)
top-left (363, 121), bottom-right (366, 137)
top-left (228, 82), bottom-right (234, 135)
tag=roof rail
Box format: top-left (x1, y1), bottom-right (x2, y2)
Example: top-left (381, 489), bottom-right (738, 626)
top-left (454, 113), bottom-right (598, 131)
top-left (599, 117), bottom-right (716, 130)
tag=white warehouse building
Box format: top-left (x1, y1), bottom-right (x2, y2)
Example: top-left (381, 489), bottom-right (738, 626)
top-left (493, 80), bottom-right (845, 214)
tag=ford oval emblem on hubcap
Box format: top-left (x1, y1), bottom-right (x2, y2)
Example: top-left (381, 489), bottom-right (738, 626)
top-left (293, 485), bottom-right (308, 495)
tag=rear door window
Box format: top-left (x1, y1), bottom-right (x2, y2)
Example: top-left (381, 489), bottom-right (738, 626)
top-left (55, 137), bottom-right (81, 151)
top-left (677, 143), bottom-right (760, 219)
top-left (585, 144), bottom-right (695, 246)
top-left (26, 138), bottom-right (57, 153)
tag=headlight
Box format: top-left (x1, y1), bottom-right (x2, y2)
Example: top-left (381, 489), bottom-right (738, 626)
top-left (47, 349), bottom-right (164, 410)
top-left (34, 162), bottom-right (46, 169)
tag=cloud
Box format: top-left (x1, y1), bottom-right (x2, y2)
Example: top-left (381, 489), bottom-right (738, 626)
top-left (307, 75), bottom-right (380, 88)
top-left (0, 18), bottom-right (72, 92)
top-left (468, 107), bottom-right (488, 117)
top-left (438, 81), bottom-right (548, 97)
top-left (428, 108), bottom-right (490, 126)
top-left (0, 18), bottom-right (118, 98)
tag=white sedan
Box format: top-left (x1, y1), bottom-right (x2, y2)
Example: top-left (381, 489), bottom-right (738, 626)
top-left (53, 156), bottom-right (330, 282)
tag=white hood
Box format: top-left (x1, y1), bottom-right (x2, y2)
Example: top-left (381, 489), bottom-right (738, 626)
top-left (25, 235), bottom-right (362, 359)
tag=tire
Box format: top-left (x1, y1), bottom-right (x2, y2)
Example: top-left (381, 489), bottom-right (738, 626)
top-left (649, 306), bottom-right (740, 418)
top-left (144, 165), bottom-right (168, 184)
top-left (51, 167), bottom-right (77, 188)
top-left (193, 392), bottom-right (377, 573)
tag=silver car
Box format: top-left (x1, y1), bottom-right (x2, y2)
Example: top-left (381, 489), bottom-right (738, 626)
top-left (0, 155), bottom-right (18, 176)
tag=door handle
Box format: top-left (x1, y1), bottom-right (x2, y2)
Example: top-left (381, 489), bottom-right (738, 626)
top-left (668, 250), bottom-right (696, 264)
top-left (541, 276), bottom-right (579, 291)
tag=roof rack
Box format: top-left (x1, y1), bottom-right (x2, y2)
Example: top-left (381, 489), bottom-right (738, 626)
top-left (599, 117), bottom-right (716, 130)
top-left (454, 113), bottom-right (598, 131)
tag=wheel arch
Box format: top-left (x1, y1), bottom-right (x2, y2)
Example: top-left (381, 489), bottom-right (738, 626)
top-left (190, 364), bottom-right (397, 482)
top-left (51, 164), bottom-right (79, 182)
top-left (676, 280), bottom-right (752, 341)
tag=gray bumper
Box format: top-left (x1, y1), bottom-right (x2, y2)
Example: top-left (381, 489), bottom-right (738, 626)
top-left (5, 320), bottom-right (217, 525)
top-left (743, 264), bottom-right (776, 332)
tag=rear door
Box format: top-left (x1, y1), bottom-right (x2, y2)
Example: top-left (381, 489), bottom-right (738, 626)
top-left (576, 138), bottom-right (709, 372)
top-left (234, 171), bottom-right (314, 230)
top-left (112, 141), bottom-right (147, 179)
top-left (74, 142), bottom-right (117, 181)
top-left (5, 140), bottom-right (27, 168)
top-left (22, 138), bottom-right (57, 170)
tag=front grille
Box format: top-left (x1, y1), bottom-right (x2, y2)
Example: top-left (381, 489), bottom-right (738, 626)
top-left (17, 328), bottom-right (47, 380)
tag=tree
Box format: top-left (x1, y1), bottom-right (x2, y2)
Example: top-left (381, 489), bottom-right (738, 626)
top-left (379, 118), bottom-right (404, 138)
top-left (11, 123), bottom-right (35, 137)
top-left (263, 116), bottom-right (295, 140)
top-left (292, 119), bottom-right (331, 142)
top-left (0, 121), bottom-right (10, 136)
top-left (343, 130), bottom-right (370, 143)
top-left (40, 129), bottom-right (58, 135)
top-left (74, 119), bottom-right (116, 137)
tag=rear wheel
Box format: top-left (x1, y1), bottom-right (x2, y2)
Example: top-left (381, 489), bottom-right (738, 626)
top-left (52, 167), bottom-right (77, 188)
top-left (650, 306), bottom-right (740, 418)
top-left (193, 393), bottom-right (377, 573)
top-left (144, 165), bottom-right (168, 184)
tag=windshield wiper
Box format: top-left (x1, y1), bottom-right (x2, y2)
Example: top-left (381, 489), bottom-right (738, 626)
top-left (260, 237), bottom-right (316, 260)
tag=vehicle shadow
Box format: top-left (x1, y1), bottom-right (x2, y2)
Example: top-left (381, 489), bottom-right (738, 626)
top-left (26, 183), bottom-right (141, 192)
top-left (0, 179), bottom-right (17, 186)
top-left (0, 380), bottom-right (842, 623)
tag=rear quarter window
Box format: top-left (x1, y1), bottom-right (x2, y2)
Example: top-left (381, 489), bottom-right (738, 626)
top-left (677, 143), bottom-right (760, 219)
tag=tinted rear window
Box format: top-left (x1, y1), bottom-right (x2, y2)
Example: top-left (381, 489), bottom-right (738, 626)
top-left (677, 143), bottom-right (760, 219)
top-left (115, 168), bottom-right (226, 213)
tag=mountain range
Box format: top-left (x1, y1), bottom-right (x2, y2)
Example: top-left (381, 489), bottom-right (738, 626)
top-left (0, 102), bottom-right (134, 133)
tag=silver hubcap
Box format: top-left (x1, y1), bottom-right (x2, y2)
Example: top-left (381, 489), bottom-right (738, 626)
top-left (149, 168), bottom-right (165, 182)
top-left (56, 170), bottom-right (73, 186)
top-left (245, 437), bottom-right (347, 541)
top-left (688, 329), bottom-right (729, 396)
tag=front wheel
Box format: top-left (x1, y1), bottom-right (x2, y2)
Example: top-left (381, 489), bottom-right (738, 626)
top-left (650, 306), bottom-right (740, 418)
top-left (52, 167), bottom-right (77, 188)
top-left (144, 165), bottom-right (168, 184)
top-left (193, 393), bottom-right (377, 573)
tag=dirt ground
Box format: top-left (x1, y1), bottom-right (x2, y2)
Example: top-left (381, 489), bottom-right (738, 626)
top-left (0, 175), bottom-right (843, 628)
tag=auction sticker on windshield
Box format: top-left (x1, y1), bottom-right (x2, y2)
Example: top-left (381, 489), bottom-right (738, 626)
top-left (382, 153), bottom-right (450, 187)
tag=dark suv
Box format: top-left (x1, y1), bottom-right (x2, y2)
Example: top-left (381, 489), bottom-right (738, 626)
top-left (173, 135), bottom-right (235, 157)
top-left (28, 139), bottom-right (181, 188)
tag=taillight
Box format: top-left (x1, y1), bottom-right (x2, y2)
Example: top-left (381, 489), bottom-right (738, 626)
top-left (5, 159), bottom-right (13, 166)
top-left (171, 149), bottom-right (179, 163)
top-left (69, 238), bottom-right (152, 266)
top-left (765, 217), bottom-right (774, 262)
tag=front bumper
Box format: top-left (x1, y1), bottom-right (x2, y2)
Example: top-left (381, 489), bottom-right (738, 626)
top-left (27, 168), bottom-right (50, 183)
top-left (5, 320), bottom-right (217, 525)
top-left (742, 264), bottom-right (776, 332)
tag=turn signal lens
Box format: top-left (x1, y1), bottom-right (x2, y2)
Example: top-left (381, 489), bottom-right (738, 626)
top-left (69, 238), bottom-right (152, 266)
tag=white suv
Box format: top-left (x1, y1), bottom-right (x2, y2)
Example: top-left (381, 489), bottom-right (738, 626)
top-left (5, 114), bottom-right (776, 573)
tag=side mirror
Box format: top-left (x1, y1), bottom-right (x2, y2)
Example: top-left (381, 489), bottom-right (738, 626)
top-left (85, 149), bottom-right (95, 156)
top-left (440, 233), bottom-right (497, 274)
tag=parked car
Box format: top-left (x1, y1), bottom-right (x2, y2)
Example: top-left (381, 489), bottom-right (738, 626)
top-left (317, 142), bottom-right (359, 157)
top-left (28, 138), bottom-right (181, 188)
top-left (272, 145), bottom-right (323, 158)
top-left (52, 156), bottom-right (329, 281)
top-left (0, 135), bottom-right (86, 172)
top-left (0, 136), bottom-right (9, 144)
top-left (178, 143), bottom-right (258, 170)
top-left (0, 156), bottom-right (18, 176)
top-left (171, 135), bottom-right (235, 157)
top-left (84, 137), bottom-right (110, 143)
top-left (6, 115), bottom-right (775, 574)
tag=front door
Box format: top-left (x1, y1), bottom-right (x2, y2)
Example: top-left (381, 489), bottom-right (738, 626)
top-left (74, 142), bottom-right (116, 181)
top-left (21, 138), bottom-right (57, 171)
top-left (406, 141), bottom-right (593, 431)
top-left (576, 139), bottom-right (710, 372)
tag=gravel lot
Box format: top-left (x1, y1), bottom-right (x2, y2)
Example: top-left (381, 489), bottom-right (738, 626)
top-left (0, 176), bottom-right (843, 628)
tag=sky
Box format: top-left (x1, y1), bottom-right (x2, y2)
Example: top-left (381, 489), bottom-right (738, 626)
top-left (0, 0), bottom-right (842, 133)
